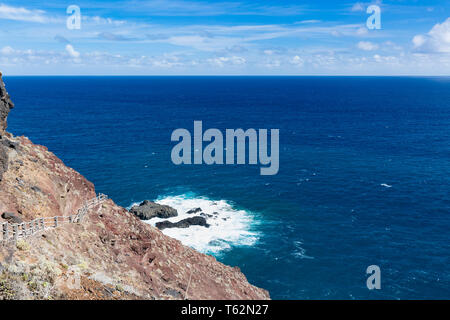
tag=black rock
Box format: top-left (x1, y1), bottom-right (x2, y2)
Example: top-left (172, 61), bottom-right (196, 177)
top-left (31, 186), bottom-right (41, 193)
top-left (200, 213), bottom-right (213, 218)
top-left (1, 138), bottom-right (17, 149)
top-left (129, 200), bottom-right (178, 220)
top-left (156, 216), bottom-right (210, 230)
top-left (2, 212), bottom-right (23, 224)
top-left (186, 207), bottom-right (202, 214)
top-left (155, 220), bottom-right (174, 230)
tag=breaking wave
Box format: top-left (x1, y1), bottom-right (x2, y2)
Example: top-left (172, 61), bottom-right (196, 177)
top-left (130, 194), bottom-right (260, 255)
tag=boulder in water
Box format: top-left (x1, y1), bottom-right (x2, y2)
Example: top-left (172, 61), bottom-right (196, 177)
top-left (129, 200), bottom-right (178, 220)
top-left (156, 216), bottom-right (209, 230)
top-left (186, 207), bottom-right (202, 214)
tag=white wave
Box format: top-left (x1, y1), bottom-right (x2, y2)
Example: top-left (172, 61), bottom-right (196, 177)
top-left (130, 194), bottom-right (260, 255)
top-left (380, 183), bottom-right (392, 188)
top-left (292, 241), bottom-right (314, 260)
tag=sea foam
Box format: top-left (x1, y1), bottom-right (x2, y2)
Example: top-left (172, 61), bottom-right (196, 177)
top-left (130, 194), bottom-right (260, 255)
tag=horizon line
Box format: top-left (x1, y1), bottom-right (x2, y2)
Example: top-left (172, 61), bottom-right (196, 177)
top-left (3, 74), bottom-right (450, 77)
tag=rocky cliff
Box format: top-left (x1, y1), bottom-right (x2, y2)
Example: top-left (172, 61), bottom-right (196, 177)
top-left (0, 72), bottom-right (14, 182)
top-left (0, 73), bottom-right (269, 300)
top-left (0, 73), bottom-right (14, 133)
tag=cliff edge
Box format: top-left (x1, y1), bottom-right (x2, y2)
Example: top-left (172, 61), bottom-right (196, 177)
top-left (0, 74), bottom-right (269, 300)
top-left (0, 72), bottom-right (14, 182)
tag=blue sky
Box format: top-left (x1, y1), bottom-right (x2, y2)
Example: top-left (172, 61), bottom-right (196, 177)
top-left (0, 0), bottom-right (449, 75)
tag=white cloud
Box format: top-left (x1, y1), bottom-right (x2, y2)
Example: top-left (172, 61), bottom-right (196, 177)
top-left (331, 30), bottom-right (341, 37)
top-left (371, 54), bottom-right (400, 66)
top-left (0, 4), bottom-right (47, 23)
top-left (356, 27), bottom-right (368, 36)
top-left (0, 4), bottom-right (123, 26)
top-left (138, 22), bottom-right (374, 52)
top-left (150, 54), bottom-right (184, 68)
top-left (208, 56), bottom-right (246, 67)
top-left (65, 44), bottom-right (80, 58)
top-left (412, 35), bottom-right (426, 47)
top-left (2, 44), bottom-right (449, 75)
top-left (86, 15), bottom-right (126, 26)
top-left (160, 34), bottom-right (239, 51)
top-left (384, 41), bottom-right (403, 51)
top-left (413, 18), bottom-right (450, 53)
top-left (0, 46), bottom-right (14, 55)
top-left (351, 3), bottom-right (365, 12)
top-left (290, 55), bottom-right (304, 67)
top-left (296, 20), bottom-right (321, 24)
top-left (264, 59), bottom-right (281, 68)
top-left (357, 41), bottom-right (379, 51)
top-left (132, 1), bottom-right (304, 17)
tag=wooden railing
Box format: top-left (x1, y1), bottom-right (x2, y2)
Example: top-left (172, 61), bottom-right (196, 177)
top-left (1, 193), bottom-right (107, 243)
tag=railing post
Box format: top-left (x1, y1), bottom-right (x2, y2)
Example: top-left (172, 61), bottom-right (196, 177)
top-left (2, 223), bottom-right (8, 242)
top-left (0, 194), bottom-right (109, 242)
top-left (22, 223), bottom-right (26, 237)
top-left (13, 225), bottom-right (18, 241)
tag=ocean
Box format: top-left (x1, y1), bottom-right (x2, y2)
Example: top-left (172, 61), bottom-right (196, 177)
top-left (5, 76), bottom-right (450, 299)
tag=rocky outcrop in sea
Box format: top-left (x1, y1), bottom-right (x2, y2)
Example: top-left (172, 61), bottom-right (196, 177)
top-left (129, 200), bottom-right (178, 220)
top-left (129, 201), bottom-right (212, 231)
top-left (156, 216), bottom-right (210, 230)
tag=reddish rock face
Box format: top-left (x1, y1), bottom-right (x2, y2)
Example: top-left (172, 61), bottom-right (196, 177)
top-left (0, 72), bottom-right (14, 181)
top-left (0, 72), bottom-right (14, 134)
top-left (0, 74), bottom-right (269, 300)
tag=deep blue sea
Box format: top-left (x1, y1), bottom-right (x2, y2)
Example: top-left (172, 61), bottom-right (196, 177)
top-left (5, 76), bottom-right (450, 299)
